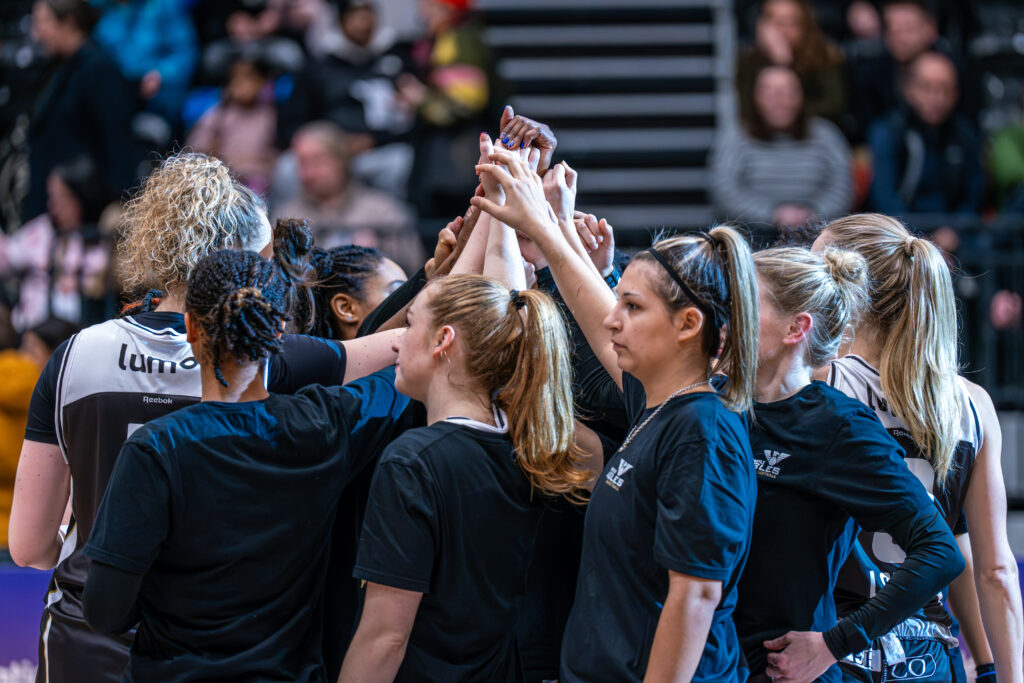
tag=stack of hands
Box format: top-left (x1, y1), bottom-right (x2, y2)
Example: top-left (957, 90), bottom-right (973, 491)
top-left (422, 105), bottom-right (617, 288)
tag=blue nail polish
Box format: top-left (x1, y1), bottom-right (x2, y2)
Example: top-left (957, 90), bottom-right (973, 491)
top-left (501, 135), bottom-right (508, 143)
top-left (520, 140), bottom-right (526, 149)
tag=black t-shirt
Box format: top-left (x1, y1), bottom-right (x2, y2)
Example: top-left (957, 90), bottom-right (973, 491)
top-left (354, 420), bottom-right (545, 683)
top-left (735, 382), bottom-right (934, 681)
top-left (24, 312), bottom-right (349, 444)
top-left (83, 371), bottom-right (414, 682)
top-left (560, 373), bottom-right (756, 683)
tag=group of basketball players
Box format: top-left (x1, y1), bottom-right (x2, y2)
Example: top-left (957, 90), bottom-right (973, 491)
top-left (8, 106), bottom-right (1024, 683)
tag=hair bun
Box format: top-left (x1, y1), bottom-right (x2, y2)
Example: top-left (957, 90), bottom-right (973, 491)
top-left (222, 286), bottom-right (269, 319)
top-left (274, 218), bottom-right (315, 259)
top-left (822, 246), bottom-right (868, 287)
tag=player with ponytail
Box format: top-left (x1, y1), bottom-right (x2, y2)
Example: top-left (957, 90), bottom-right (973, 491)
top-left (734, 246), bottom-right (963, 682)
top-left (79, 250), bottom-right (417, 681)
top-left (470, 147), bottom-right (759, 682)
top-left (814, 214), bottom-right (1023, 683)
top-left (339, 273), bottom-right (589, 681)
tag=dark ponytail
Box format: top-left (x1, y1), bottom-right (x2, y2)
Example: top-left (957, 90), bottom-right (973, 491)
top-left (272, 218), bottom-right (317, 334)
top-left (309, 245), bottom-right (385, 339)
top-left (185, 250), bottom-right (291, 386)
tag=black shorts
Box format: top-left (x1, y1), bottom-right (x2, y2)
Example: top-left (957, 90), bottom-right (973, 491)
top-left (839, 638), bottom-right (966, 683)
top-left (35, 610), bottom-right (132, 683)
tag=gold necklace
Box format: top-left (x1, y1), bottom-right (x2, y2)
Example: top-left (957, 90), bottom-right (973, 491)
top-left (616, 378), bottom-right (713, 453)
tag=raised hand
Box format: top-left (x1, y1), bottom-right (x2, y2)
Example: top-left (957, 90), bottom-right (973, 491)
top-left (542, 162), bottom-right (577, 227)
top-left (499, 105), bottom-right (558, 174)
top-left (517, 233), bottom-right (548, 271)
top-left (519, 145), bottom-right (542, 175)
top-left (477, 133), bottom-right (504, 204)
top-left (471, 149), bottom-right (559, 244)
top-left (430, 205), bottom-right (482, 279)
top-left (425, 216), bottom-right (461, 279)
top-left (574, 211), bottom-right (616, 277)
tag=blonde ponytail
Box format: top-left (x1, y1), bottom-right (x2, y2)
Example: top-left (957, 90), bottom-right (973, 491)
top-left (709, 226), bottom-right (759, 413)
top-left (636, 225), bottom-right (759, 412)
top-left (425, 275), bottom-right (589, 501)
top-left (821, 214), bottom-right (962, 483)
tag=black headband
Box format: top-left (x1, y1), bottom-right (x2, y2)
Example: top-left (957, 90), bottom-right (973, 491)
top-left (644, 247), bottom-right (727, 330)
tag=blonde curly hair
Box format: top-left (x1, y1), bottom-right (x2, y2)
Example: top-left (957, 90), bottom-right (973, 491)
top-left (117, 153), bottom-right (268, 294)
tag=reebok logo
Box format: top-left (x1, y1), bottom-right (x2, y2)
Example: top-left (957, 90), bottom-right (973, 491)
top-left (754, 449), bottom-right (791, 478)
top-left (604, 459), bottom-right (634, 490)
top-left (119, 343), bottom-right (198, 375)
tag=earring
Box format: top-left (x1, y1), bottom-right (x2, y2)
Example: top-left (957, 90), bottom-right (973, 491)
top-left (441, 350), bottom-right (451, 365)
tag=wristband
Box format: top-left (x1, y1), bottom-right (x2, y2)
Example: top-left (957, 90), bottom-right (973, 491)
top-left (976, 663), bottom-right (996, 682)
top-left (604, 267), bottom-right (621, 289)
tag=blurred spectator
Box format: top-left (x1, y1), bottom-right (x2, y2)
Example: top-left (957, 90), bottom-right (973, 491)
top-left (24, 0), bottom-right (138, 222)
top-left (846, 1), bottom-right (882, 41)
top-left (402, 0), bottom-right (495, 219)
top-left (272, 121), bottom-right (424, 272)
top-left (92, 0), bottom-right (199, 129)
top-left (280, 0), bottom-right (410, 143)
top-left (277, 0), bottom-right (414, 195)
top-left (711, 64), bottom-right (852, 227)
top-left (736, 0), bottom-right (846, 126)
top-left (989, 94), bottom-right (1024, 214)
top-left (186, 56), bottom-right (278, 194)
top-left (0, 157), bottom-right (115, 330)
top-left (847, 0), bottom-right (964, 141)
top-left (867, 51), bottom-right (983, 215)
top-left (0, 315), bottom-right (77, 555)
top-left (193, 0), bottom-right (306, 84)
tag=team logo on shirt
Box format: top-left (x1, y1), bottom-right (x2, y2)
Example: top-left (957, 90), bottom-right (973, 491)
top-left (604, 459), bottom-right (634, 490)
top-left (753, 450), bottom-right (791, 478)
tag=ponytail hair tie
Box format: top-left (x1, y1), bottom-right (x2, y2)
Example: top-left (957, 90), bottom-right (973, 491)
top-left (903, 236), bottom-right (916, 260)
top-left (509, 289), bottom-right (526, 310)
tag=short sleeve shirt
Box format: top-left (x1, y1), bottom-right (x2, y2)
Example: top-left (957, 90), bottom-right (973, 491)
top-left (84, 371), bottom-right (414, 682)
top-left (560, 373), bottom-right (756, 683)
top-left (355, 421), bottom-right (545, 683)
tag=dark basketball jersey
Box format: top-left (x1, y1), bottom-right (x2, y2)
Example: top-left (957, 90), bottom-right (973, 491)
top-left (828, 355), bottom-right (981, 641)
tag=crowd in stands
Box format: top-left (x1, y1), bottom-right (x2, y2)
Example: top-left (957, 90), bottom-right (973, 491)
top-left (0, 0), bottom-right (490, 337)
top-left (717, 0), bottom-right (1024, 230)
top-left (3, 0), bottom-right (1024, 339)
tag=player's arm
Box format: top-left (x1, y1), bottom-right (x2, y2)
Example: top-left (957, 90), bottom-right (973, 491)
top-left (947, 534), bottom-right (995, 670)
top-left (962, 379), bottom-right (1024, 683)
top-left (9, 440), bottom-right (69, 569)
top-left (340, 329), bottom-right (403, 384)
top-left (643, 571), bottom-right (721, 682)
top-left (338, 582), bottom-right (422, 683)
top-left (83, 562), bottom-right (143, 633)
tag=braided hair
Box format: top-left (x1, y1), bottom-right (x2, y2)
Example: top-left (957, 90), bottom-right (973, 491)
top-left (272, 217), bottom-right (317, 334)
top-left (308, 245), bottom-right (385, 339)
top-left (120, 288), bottom-right (164, 316)
top-left (185, 250), bottom-right (292, 386)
